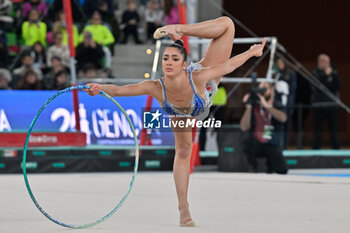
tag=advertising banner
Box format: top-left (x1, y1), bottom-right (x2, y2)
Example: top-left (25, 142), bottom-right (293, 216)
top-left (0, 90), bottom-right (174, 146)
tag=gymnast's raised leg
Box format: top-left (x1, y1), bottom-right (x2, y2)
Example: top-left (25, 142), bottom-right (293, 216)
top-left (155, 16), bottom-right (235, 84)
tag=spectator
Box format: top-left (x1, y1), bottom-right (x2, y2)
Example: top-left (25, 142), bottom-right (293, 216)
top-left (276, 58), bottom-right (297, 149)
top-left (0, 0), bottom-right (13, 31)
top-left (52, 11), bottom-right (79, 47)
top-left (52, 69), bottom-right (70, 90)
top-left (0, 68), bottom-right (11, 90)
top-left (47, 31), bottom-right (70, 67)
top-left (145, 0), bottom-right (163, 43)
top-left (240, 82), bottom-right (288, 174)
top-left (163, 0), bottom-right (179, 25)
top-left (82, 63), bottom-right (98, 79)
top-left (84, 0), bottom-right (114, 18)
top-left (22, 0), bottom-right (48, 19)
top-left (96, 0), bottom-right (121, 46)
top-left (48, 0), bottom-right (86, 23)
top-left (311, 54), bottom-right (341, 149)
top-left (76, 31), bottom-right (104, 71)
top-left (0, 33), bottom-right (9, 68)
top-left (31, 41), bottom-right (47, 71)
top-left (21, 9), bottom-right (47, 47)
top-left (121, 0), bottom-right (142, 44)
top-left (13, 51), bottom-right (43, 82)
top-left (78, 61), bottom-right (111, 79)
top-left (292, 71), bottom-right (311, 149)
top-left (15, 69), bottom-right (42, 90)
top-left (43, 56), bottom-right (67, 89)
top-left (80, 11), bottom-right (115, 47)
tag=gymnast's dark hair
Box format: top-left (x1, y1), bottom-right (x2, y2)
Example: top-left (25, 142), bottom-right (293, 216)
top-left (167, 40), bottom-right (187, 62)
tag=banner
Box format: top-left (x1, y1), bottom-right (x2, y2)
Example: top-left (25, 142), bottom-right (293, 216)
top-left (0, 90), bottom-right (174, 146)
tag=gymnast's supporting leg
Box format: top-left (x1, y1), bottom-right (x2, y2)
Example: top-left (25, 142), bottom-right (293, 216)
top-left (172, 119), bottom-right (195, 226)
top-left (156, 17), bottom-right (235, 83)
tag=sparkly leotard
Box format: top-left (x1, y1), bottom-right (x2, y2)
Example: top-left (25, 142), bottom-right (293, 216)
top-left (159, 63), bottom-right (218, 120)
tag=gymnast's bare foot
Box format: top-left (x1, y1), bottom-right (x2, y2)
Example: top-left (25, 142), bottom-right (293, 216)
top-left (153, 25), bottom-right (182, 41)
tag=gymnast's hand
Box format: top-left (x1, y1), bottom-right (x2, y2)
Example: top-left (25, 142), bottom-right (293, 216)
top-left (84, 83), bottom-right (100, 96)
top-left (249, 38), bottom-right (267, 57)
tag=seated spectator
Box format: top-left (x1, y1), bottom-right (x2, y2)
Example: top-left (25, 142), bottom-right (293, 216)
top-left (0, 68), bottom-right (11, 90)
top-left (121, 0), bottom-right (142, 44)
top-left (96, 0), bottom-right (120, 45)
top-left (13, 51), bottom-right (43, 82)
top-left (78, 63), bottom-right (109, 79)
top-left (15, 69), bottom-right (42, 90)
top-left (0, 0), bottom-right (13, 31)
top-left (52, 11), bottom-right (79, 47)
top-left (82, 63), bottom-right (97, 79)
top-left (22, 0), bottom-right (48, 19)
top-left (76, 31), bottom-right (104, 71)
top-left (48, 0), bottom-right (86, 24)
top-left (0, 33), bottom-right (9, 68)
top-left (145, 0), bottom-right (163, 43)
top-left (47, 31), bottom-right (70, 67)
top-left (31, 41), bottom-right (47, 71)
top-left (84, 0), bottom-right (114, 19)
top-left (80, 11), bottom-right (115, 47)
top-left (163, 0), bottom-right (179, 25)
top-left (52, 69), bottom-right (70, 90)
top-left (21, 9), bottom-right (47, 47)
top-left (43, 56), bottom-right (68, 89)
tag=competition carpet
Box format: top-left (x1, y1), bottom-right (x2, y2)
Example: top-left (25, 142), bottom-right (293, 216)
top-left (1, 171), bottom-right (350, 233)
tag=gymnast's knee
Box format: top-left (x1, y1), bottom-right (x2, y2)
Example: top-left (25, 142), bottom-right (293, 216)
top-left (218, 16), bottom-right (235, 31)
top-left (175, 142), bottom-right (192, 159)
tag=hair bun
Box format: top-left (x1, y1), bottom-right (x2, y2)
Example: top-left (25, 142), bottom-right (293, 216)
top-left (174, 40), bottom-right (184, 47)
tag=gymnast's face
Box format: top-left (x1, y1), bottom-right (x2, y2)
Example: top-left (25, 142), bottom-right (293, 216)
top-left (162, 47), bottom-right (187, 77)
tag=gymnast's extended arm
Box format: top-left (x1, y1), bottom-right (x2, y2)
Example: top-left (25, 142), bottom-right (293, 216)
top-left (84, 80), bottom-right (158, 97)
top-left (197, 38), bottom-right (266, 84)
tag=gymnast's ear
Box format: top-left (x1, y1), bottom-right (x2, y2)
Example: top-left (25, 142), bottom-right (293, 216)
top-left (182, 60), bottom-right (187, 70)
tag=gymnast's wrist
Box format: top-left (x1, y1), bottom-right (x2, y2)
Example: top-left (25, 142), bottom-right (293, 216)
top-left (176, 25), bottom-right (184, 35)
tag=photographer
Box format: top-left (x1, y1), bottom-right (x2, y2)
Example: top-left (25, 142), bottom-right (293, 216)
top-left (240, 82), bottom-right (288, 174)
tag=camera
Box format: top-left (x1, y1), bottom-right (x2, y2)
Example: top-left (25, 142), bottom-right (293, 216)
top-left (246, 72), bottom-right (267, 105)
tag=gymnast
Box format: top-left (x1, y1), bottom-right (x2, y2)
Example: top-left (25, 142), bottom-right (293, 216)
top-left (84, 17), bottom-right (266, 227)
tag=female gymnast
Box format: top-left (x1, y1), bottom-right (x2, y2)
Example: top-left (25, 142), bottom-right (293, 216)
top-left (84, 17), bottom-right (266, 227)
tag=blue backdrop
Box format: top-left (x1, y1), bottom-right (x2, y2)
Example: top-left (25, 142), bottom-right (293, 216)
top-left (0, 90), bottom-right (174, 146)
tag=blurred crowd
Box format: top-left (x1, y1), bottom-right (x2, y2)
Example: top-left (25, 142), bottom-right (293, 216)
top-left (0, 0), bottom-right (179, 90)
top-left (0, 1), bottom-right (342, 150)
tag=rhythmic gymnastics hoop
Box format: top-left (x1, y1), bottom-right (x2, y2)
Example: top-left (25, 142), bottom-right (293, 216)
top-left (22, 85), bottom-right (139, 228)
